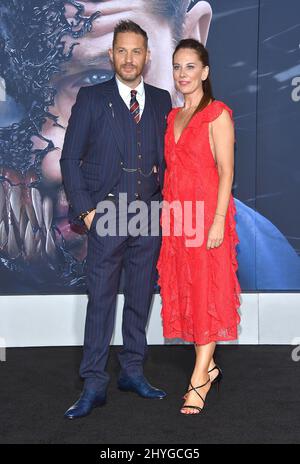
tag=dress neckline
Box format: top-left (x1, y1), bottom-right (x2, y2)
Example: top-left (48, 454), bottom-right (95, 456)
top-left (173, 100), bottom-right (216, 146)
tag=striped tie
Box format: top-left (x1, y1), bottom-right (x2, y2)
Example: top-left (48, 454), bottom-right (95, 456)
top-left (130, 90), bottom-right (140, 124)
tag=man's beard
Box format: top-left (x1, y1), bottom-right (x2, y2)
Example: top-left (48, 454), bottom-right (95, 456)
top-left (116, 64), bottom-right (143, 83)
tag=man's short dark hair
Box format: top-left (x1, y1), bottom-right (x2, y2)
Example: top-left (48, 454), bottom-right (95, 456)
top-left (113, 20), bottom-right (148, 48)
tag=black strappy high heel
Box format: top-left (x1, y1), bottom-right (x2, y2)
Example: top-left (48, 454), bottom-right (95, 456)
top-left (209, 364), bottom-right (223, 392)
top-left (180, 377), bottom-right (211, 415)
top-left (183, 364), bottom-right (222, 400)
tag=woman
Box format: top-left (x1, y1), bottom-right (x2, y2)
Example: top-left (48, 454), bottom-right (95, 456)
top-left (157, 39), bottom-right (241, 415)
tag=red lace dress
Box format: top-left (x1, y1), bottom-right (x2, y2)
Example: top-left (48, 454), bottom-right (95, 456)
top-left (157, 100), bottom-right (241, 345)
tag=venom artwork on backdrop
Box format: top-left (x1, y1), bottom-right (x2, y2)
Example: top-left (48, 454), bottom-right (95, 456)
top-left (0, 0), bottom-right (299, 294)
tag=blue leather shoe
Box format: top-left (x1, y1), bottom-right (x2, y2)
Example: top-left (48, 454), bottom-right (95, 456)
top-left (64, 389), bottom-right (106, 420)
top-left (118, 375), bottom-right (167, 399)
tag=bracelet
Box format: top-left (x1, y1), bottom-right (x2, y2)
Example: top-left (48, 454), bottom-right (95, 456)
top-left (78, 208), bottom-right (96, 221)
top-left (215, 212), bottom-right (226, 218)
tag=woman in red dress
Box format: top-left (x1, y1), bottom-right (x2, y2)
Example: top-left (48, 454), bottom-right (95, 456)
top-left (157, 39), bottom-right (241, 415)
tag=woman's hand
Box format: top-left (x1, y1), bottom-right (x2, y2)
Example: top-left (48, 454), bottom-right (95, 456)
top-left (207, 215), bottom-right (225, 249)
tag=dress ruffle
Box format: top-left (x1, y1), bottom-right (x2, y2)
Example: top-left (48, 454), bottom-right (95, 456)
top-left (206, 196), bottom-right (241, 341)
top-left (201, 99), bottom-right (233, 123)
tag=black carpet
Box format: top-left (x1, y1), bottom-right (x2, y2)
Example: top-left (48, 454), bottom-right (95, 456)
top-left (0, 345), bottom-right (299, 444)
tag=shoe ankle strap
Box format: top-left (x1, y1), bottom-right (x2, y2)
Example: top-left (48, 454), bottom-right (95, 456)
top-left (208, 365), bottom-right (219, 373)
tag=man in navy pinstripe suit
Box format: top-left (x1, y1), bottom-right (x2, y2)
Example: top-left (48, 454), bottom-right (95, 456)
top-left (60, 20), bottom-right (172, 419)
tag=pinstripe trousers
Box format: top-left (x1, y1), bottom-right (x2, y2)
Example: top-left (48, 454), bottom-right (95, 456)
top-left (79, 204), bottom-right (161, 393)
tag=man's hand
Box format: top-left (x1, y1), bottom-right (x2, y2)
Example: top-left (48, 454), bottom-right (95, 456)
top-left (84, 209), bottom-right (96, 230)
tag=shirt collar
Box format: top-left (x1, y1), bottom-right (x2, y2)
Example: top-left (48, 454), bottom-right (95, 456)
top-left (115, 75), bottom-right (145, 97)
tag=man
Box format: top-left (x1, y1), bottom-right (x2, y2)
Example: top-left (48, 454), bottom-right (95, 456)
top-left (60, 20), bottom-right (172, 419)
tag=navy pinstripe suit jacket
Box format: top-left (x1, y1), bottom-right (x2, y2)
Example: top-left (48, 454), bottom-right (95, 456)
top-left (60, 77), bottom-right (172, 225)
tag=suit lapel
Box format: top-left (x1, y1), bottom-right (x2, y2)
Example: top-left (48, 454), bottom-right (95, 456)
top-left (100, 78), bottom-right (125, 159)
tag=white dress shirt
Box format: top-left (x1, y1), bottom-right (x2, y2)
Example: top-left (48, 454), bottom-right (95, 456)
top-left (115, 75), bottom-right (145, 117)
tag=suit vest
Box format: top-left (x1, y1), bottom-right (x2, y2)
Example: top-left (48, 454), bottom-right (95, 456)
top-left (111, 93), bottom-right (160, 203)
